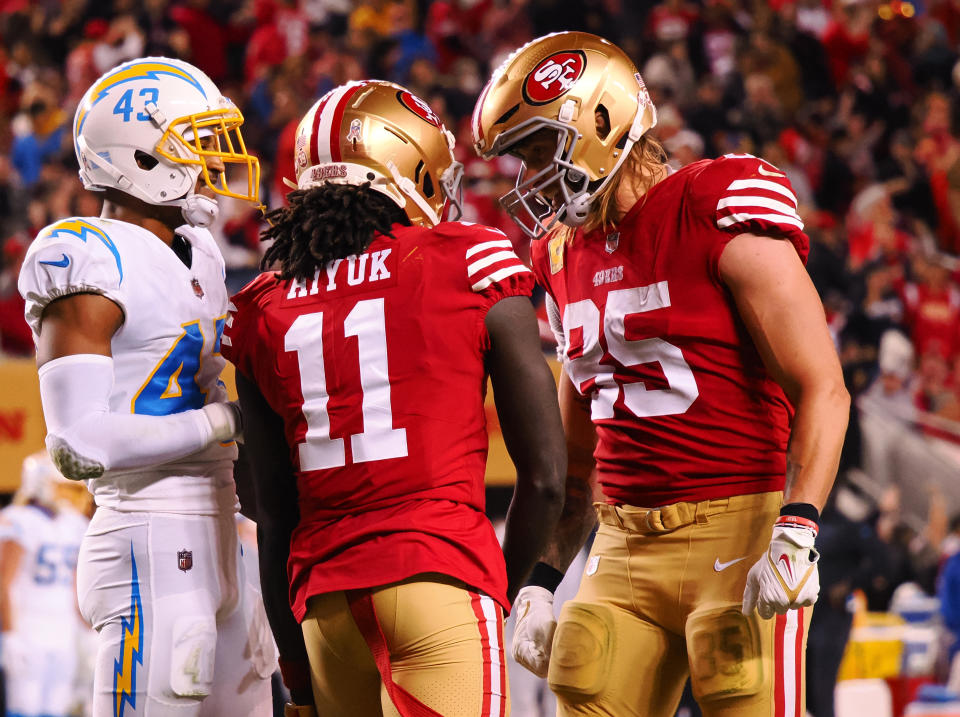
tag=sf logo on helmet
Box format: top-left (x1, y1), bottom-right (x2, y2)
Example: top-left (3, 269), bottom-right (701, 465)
top-left (523, 51), bottom-right (587, 105)
top-left (397, 90), bottom-right (442, 128)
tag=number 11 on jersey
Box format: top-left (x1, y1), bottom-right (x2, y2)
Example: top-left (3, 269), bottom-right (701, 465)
top-left (285, 297), bottom-right (408, 471)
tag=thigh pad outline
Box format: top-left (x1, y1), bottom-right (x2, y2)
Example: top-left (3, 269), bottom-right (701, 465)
top-left (686, 605), bottom-right (762, 702)
top-left (170, 616), bottom-right (217, 698)
top-left (546, 601), bottom-right (615, 701)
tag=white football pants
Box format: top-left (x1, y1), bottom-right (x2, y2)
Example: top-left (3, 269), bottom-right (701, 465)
top-left (76, 507), bottom-right (275, 717)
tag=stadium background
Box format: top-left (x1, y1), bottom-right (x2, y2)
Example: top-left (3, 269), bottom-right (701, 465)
top-left (3, 0), bottom-right (960, 714)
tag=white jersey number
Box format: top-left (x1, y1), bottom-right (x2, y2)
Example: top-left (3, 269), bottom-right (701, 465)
top-left (562, 281), bottom-right (699, 420)
top-left (284, 298), bottom-right (408, 471)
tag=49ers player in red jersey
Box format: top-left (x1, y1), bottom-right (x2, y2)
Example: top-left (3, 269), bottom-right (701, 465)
top-left (223, 80), bottom-right (565, 717)
top-left (472, 32), bottom-right (850, 717)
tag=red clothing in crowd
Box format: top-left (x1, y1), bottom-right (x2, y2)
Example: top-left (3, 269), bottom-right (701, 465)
top-left (0, 290), bottom-right (32, 355)
top-left (900, 281), bottom-right (960, 360)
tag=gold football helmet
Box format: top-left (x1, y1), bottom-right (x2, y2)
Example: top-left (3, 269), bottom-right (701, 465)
top-left (292, 80), bottom-right (462, 227)
top-left (472, 31), bottom-right (657, 238)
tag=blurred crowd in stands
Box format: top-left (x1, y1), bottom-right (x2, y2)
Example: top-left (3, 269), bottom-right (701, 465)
top-left (6, 0), bottom-right (960, 711)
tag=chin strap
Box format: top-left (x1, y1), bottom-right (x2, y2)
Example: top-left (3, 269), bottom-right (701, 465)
top-left (385, 160), bottom-right (441, 226)
top-left (560, 92), bottom-right (656, 228)
top-left (180, 194), bottom-right (219, 227)
top-left (77, 136), bottom-right (133, 192)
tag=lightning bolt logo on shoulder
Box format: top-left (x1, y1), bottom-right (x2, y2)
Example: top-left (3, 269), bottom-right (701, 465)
top-left (114, 544), bottom-right (144, 717)
top-left (41, 219), bottom-right (123, 283)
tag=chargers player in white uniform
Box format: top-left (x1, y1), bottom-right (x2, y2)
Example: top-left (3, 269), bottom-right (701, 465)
top-left (0, 452), bottom-right (89, 717)
top-left (17, 57), bottom-right (275, 716)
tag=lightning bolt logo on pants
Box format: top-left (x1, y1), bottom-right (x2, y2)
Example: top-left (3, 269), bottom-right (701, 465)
top-left (114, 544), bottom-right (144, 717)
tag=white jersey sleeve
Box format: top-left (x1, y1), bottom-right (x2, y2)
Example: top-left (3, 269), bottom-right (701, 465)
top-left (0, 506), bottom-right (41, 553)
top-left (18, 217), bottom-right (126, 336)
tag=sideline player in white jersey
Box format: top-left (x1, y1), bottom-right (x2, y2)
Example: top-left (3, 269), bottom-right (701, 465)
top-left (0, 452), bottom-right (89, 717)
top-left (17, 57), bottom-right (274, 716)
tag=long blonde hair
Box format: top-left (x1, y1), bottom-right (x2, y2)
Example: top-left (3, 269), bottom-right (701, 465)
top-left (550, 135), bottom-right (666, 244)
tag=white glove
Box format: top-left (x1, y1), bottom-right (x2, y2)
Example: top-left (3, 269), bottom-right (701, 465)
top-left (202, 400), bottom-right (243, 443)
top-left (742, 523), bottom-right (820, 619)
top-left (512, 586), bottom-right (556, 678)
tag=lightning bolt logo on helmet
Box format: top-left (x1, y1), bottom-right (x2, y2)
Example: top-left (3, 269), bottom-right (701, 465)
top-left (74, 60), bottom-right (206, 142)
top-left (114, 545), bottom-right (144, 717)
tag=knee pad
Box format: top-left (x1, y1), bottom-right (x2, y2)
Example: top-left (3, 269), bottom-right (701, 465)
top-left (686, 605), bottom-right (762, 703)
top-left (169, 615), bottom-right (217, 698)
top-left (547, 601), bottom-right (615, 702)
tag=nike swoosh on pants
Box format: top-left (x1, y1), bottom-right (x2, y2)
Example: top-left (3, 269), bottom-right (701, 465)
top-left (714, 557), bottom-right (747, 572)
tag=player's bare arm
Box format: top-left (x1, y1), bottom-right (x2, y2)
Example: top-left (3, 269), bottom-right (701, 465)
top-left (722, 232), bottom-right (850, 620)
top-left (486, 296), bottom-right (565, 603)
top-left (35, 292), bottom-right (123, 365)
top-left (235, 372), bottom-right (313, 709)
top-left (539, 373), bottom-right (598, 574)
top-left (0, 538), bottom-right (24, 633)
top-left (509, 371), bottom-right (597, 678)
top-left (718, 232), bottom-right (850, 511)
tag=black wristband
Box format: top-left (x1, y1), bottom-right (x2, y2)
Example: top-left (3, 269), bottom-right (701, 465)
top-left (527, 562), bottom-right (564, 593)
top-left (780, 502), bottom-right (820, 525)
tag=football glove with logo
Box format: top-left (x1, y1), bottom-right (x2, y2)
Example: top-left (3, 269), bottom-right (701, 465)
top-left (512, 585), bottom-right (557, 677)
top-left (742, 517), bottom-right (820, 619)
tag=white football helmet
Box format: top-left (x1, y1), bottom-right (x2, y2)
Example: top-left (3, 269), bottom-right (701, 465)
top-left (17, 451), bottom-right (91, 514)
top-left (74, 57), bottom-right (261, 227)
top-left (17, 451), bottom-right (62, 506)
top-left (292, 80), bottom-right (462, 227)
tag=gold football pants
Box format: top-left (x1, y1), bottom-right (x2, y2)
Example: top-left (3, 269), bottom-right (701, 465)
top-left (302, 574), bottom-right (509, 717)
top-left (548, 491), bottom-right (811, 717)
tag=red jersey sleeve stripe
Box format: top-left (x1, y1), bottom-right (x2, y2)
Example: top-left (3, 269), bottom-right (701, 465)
top-left (718, 195), bottom-right (799, 218)
top-left (471, 264), bottom-right (531, 292)
top-left (717, 212), bottom-right (804, 230)
top-left (725, 178), bottom-right (798, 205)
top-left (467, 250), bottom-right (522, 276)
top-left (465, 238), bottom-right (513, 259)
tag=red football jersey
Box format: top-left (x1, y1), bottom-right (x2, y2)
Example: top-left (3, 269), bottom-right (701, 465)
top-left (224, 221), bottom-right (534, 619)
top-left (530, 154), bottom-right (810, 507)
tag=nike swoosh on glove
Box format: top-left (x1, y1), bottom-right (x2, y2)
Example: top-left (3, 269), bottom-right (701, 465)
top-left (512, 585), bottom-right (556, 678)
top-left (742, 522), bottom-right (820, 619)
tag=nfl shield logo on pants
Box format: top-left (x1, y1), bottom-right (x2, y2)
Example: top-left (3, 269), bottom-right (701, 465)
top-left (178, 549), bottom-right (193, 572)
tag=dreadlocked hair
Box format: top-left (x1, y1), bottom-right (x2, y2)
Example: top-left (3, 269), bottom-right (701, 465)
top-left (261, 182), bottom-right (410, 281)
